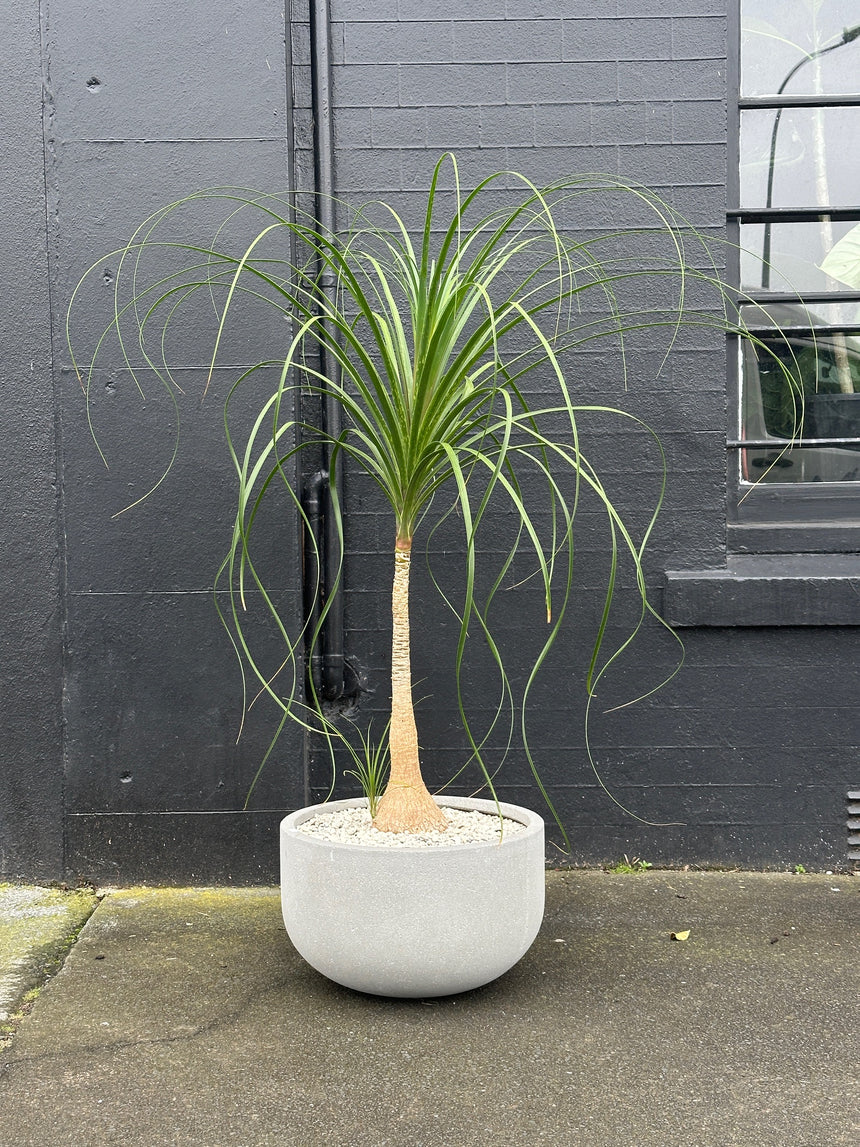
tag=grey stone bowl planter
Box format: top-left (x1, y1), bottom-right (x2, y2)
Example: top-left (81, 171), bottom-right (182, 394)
top-left (280, 795), bottom-right (545, 998)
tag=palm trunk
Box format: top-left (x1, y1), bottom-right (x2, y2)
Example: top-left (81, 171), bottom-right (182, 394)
top-left (372, 536), bottom-right (448, 833)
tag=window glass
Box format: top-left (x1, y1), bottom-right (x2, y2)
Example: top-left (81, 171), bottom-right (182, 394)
top-left (740, 312), bottom-right (860, 484)
top-left (741, 0), bottom-right (860, 97)
top-left (740, 107), bottom-right (859, 208)
top-left (740, 220), bottom-right (860, 293)
top-left (738, 1), bottom-right (860, 486)
top-left (741, 340), bottom-right (860, 484)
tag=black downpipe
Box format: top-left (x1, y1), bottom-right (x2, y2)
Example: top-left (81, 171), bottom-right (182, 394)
top-left (308, 0), bottom-right (344, 701)
top-left (302, 471), bottom-right (326, 696)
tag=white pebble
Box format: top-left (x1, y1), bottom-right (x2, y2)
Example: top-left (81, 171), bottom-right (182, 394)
top-left (295, 805), bottom-right (526, 848)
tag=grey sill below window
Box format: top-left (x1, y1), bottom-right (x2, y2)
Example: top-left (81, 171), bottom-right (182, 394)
top-left (663, 554), bottom-right (860, 627)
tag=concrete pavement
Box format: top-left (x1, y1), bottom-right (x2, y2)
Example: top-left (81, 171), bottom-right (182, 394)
top-left (0, 872), bottom-right (857, 1146)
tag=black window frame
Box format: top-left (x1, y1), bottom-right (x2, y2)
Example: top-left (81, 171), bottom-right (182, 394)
top-left (727, 2), bottom-right (860, 555)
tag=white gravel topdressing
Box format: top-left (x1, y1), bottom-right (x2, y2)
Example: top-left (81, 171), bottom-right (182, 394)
top-left (295, 804), bottom-right (527, 848)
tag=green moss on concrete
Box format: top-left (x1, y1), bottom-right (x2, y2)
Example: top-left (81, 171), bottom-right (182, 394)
top-left (0, 885), bottom-right (99, 1037)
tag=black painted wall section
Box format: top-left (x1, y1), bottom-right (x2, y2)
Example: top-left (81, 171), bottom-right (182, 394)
top-left (1, 0), bottom-right (857, 880)
top-left (0, 2), bottom-right (64, 879)
top-left (47, 0), bottom-right (304, 883)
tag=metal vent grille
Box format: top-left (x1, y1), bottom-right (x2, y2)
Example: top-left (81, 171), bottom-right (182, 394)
top-left (849, 792), bottom-right (860, 862)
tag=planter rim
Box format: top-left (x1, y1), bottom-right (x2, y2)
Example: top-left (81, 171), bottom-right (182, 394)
top-left (281, 794), bottom-right (543, 852)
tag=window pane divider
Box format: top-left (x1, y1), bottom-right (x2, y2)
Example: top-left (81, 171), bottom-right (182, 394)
top-left (729, 207), bottom-right (860, 222)
top-left (728, 438), bottom-right (860, 448)
top-left (739, 290), bottom-right (860, 305)
top-left (739, 94), bottom-right (860, 109)
top-left (741, 324), bottom-right (860, 336)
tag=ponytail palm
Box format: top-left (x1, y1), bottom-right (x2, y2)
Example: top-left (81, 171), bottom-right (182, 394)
top-left (69, 155), bottom-right (742, 835)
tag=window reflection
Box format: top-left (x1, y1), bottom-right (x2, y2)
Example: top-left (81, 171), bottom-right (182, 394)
top-left (740, 108), bottom-right (859, 208)
top-left (742, 0), bottom-right (860, 97)
top-left (741, 315), bottom-right (860, 483)
top-left (740, 221), bottom-right (860, 293)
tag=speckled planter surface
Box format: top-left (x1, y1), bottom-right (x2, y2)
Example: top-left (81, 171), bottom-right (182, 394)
top-left (280, 796), bottom-right (545, 998)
